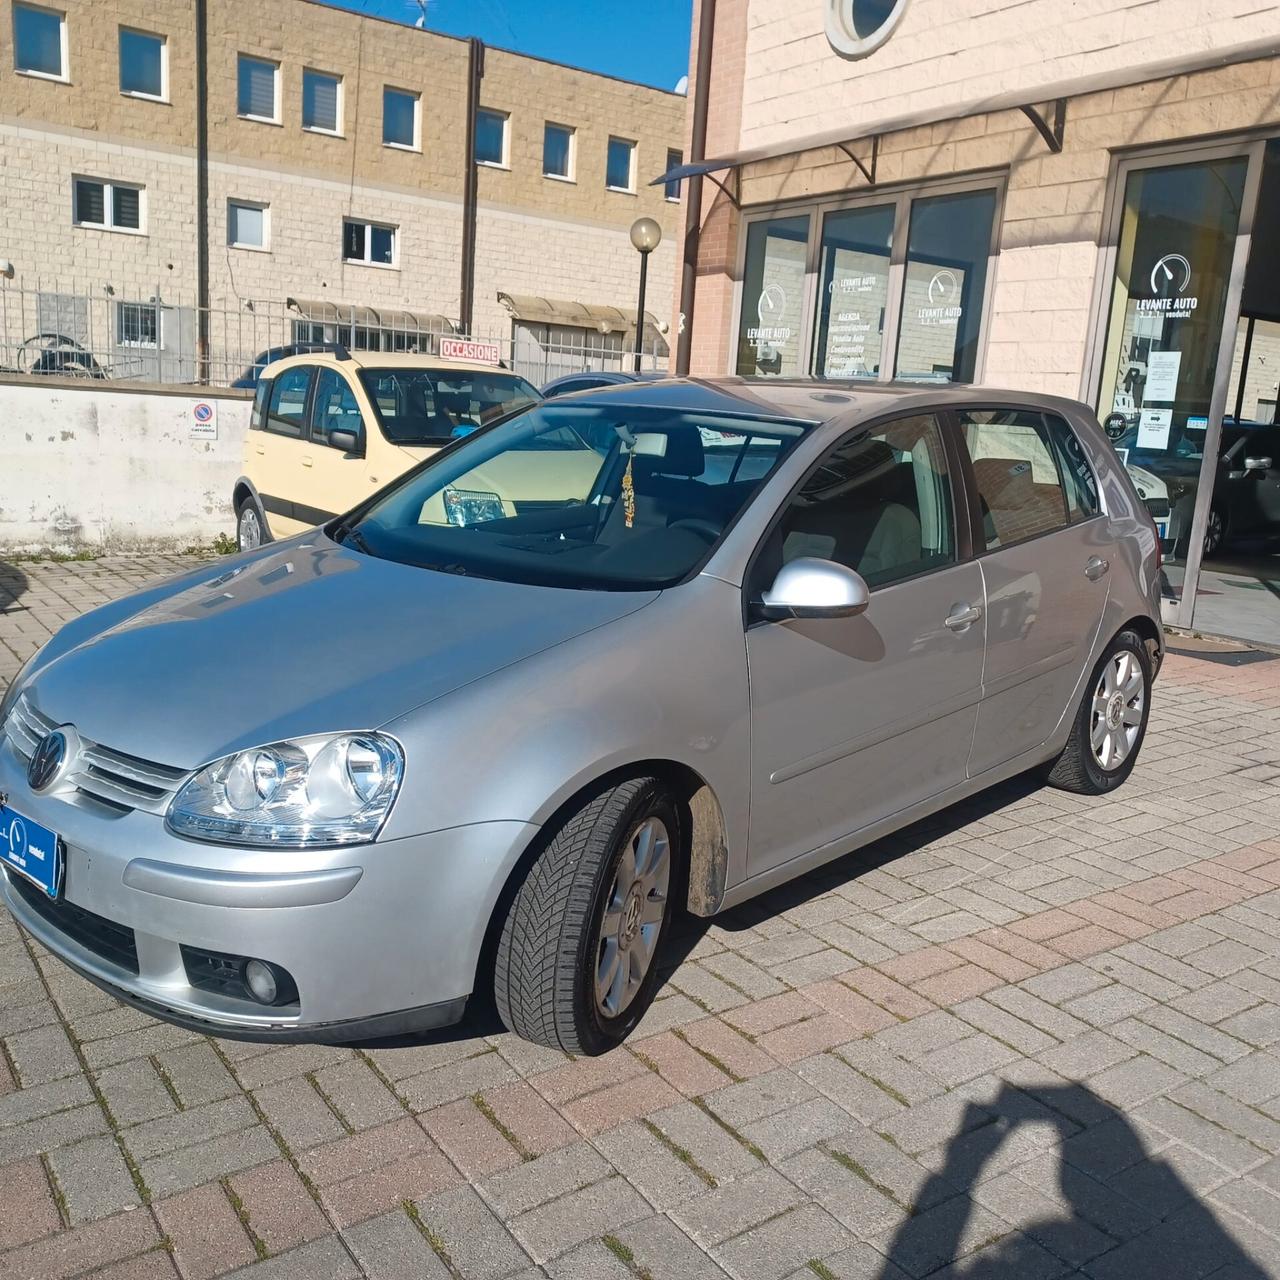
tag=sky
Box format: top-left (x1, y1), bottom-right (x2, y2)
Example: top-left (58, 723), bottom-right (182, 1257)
top-left (325, 0), bottom-right (693, 92)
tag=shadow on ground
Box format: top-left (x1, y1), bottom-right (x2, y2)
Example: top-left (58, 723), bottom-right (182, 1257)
top-left (0, 560), bottom-right (30, 616)
top-left (873, 1081), bottom-right (1269, 1278)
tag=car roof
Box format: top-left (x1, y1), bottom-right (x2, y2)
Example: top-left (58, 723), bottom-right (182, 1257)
top-left (259, 351), bottom-right (531, 380)
top-left (553, 376), bottom-right (1096, 426)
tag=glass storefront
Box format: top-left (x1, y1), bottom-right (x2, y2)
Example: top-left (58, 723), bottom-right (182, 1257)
top-left (1094, 140), bottom-right (1280, 646)
top-left (735, 179), bottom-right (1000, 385)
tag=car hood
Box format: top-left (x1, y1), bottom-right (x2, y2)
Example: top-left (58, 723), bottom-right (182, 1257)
top-left (25, 538), bottom-right (658, 770)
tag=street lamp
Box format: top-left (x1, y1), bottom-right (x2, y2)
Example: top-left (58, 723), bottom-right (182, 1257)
top-left (629, 216), bottom-right (662, 373)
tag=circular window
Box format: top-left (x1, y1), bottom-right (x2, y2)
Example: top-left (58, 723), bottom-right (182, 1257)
top-left (824, 0), bottom-right (910, 59)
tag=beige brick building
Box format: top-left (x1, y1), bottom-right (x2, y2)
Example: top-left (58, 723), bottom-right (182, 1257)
top-left (674, 0), bottom-right (1280, 640)
top-left (0, 0), bottom-right (685, 383)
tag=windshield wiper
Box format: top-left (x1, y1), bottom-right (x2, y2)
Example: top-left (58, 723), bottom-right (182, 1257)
top-left (331, 519), bottom-right (374, 555)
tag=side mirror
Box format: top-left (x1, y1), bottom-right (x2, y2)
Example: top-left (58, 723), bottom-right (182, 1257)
top-left (329, 428), bottom-right (362, 456)
top-left (1244, 456), bottom-right (1273, 473)
top-left (756, 557), bottom-right (870, 621)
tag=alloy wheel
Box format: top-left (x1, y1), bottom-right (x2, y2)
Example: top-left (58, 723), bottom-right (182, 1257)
top-left (1204, 509), bottom-right (1224, 558)
top-left (1090, 650), bottom-right (1145, 771)
top-left (238, 506), bottom-right (262, 551)
top-left (594, 816), bottom-right (670, 1019)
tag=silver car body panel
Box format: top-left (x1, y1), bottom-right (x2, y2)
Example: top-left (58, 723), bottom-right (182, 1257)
top-left (0, 379), bottom-right (1162, 1038)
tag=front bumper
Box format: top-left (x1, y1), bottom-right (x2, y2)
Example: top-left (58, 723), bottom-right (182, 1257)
top-left (0, 742), bottom-right (537, 1040)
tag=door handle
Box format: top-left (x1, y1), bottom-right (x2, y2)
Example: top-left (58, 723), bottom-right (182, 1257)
top-left (301, 456), bottom-right (313, 468)
top-left (254, 445), bottom-right (265, 456)
top-left (1084, 556), bottom-right (1110, 581)
top-left (944, 603), bottom-right (982, 631)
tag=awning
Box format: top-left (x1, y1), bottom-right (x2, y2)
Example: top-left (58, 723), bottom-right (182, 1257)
top-left (285, 298), bottom-right (455, 333)
top-left (648, 33), bottom-right (1280, 188)
top-left (497, 292), bottom-right (665, 338)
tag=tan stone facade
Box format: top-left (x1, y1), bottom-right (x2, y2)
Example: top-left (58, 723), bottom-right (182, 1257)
top-left (682, 0), bottom-right (1280, 395)
top-left (0, 0), bottom-right (684, 378)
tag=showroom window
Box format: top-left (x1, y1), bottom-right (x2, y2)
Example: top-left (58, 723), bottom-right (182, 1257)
top-left (383, 87), bottom-right (420, 150)
top-left (119, 28), bottom-right (166, 99)
top-left (13, 3), bottom-right (66, 79)
top-left (734, 179), bottom-right (1000, 382)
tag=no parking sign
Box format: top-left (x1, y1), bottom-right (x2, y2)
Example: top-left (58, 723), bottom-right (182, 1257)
top-left (191, 400), bottom-right (217, 440)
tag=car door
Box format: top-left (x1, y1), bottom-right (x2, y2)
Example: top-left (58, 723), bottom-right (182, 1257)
top-left (253, 364), bottom-right (315, 537)
top-left (956, 406), bottom-right (1111, 776)
top-left (301, 367), bottom-right (373, 524)
top-left (744, 412), bottom-right (986, 878)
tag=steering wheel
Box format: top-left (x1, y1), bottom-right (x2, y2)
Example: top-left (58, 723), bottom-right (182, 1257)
top-left (669, 517), bottom-right (721, 543)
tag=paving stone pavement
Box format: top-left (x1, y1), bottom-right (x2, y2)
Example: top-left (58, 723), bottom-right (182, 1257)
top-left (3, 554), bottom-right (1280, 1279)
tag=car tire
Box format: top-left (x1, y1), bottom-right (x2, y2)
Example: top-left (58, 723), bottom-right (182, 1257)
top-left (493, 776), bottom-right (680, 1055)
top-left (236, 498), bottom-right (268, 552)
top-left (1043, 629), bottom-right (1152, 795)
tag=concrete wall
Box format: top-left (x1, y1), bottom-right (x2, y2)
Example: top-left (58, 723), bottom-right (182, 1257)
top-left (0, 378), bottom-right (251, 552)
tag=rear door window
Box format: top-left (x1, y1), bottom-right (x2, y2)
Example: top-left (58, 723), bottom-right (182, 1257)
top-left (957, 408), bottom-right (1096, 549)
top-left (266, 366), bottom-right (313, 438)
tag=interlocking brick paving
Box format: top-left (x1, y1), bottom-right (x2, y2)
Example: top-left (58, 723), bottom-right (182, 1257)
top-left (3, 554), bottom-right (1280, 1277)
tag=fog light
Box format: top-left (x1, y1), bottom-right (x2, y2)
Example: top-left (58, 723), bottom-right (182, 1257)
top-left (244, 958), bottom-right (278, 1005)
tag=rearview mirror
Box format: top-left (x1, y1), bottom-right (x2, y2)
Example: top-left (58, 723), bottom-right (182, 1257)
top-left (329, 428), bottom-right (362, 455)
top-left (1244, 456), bottom-right (1273, 473)
top-left (757, 557), bottom-right (870, 621)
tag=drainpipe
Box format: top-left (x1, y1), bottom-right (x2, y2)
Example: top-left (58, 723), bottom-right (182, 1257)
top-left (676, 0), bottom-right (715, 376)
top-left (459, 37), bottom-right (484, 337)
top-left (195, 0), bottom-right (210, 383)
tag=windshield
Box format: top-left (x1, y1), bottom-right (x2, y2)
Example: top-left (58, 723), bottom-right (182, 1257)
top-left (334, 403), bottom-right (810, 589)
top-left (357, 367), bottom-right (540, 446)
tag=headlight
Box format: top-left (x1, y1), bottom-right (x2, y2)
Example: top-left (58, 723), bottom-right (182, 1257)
top-left (166, 732), bottom-right (404, 847)
top-left (444, 487), bottom-right (505, 526)
top-left (0, 652), bottom-right (39, 731)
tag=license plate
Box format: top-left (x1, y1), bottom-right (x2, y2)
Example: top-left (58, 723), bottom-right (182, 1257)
top-left (0, 804), bottom-right (63, 899)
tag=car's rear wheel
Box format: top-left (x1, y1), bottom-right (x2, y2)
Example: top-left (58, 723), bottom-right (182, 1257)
top-left (493, 777), bottom-right (680, 1054)
top-left (1044, 629), bottom-right (1152, 795)
top-left (236, 500), bottom-right (265, 552)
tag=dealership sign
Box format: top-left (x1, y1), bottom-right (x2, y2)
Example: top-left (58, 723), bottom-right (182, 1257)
top-left (440, 337), bottom-right (502, 364)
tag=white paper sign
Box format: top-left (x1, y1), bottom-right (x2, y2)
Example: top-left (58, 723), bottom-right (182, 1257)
top-left (1144, 351), bottom-right (1182, 402)
top-left (190, 401), bottom-right (218, 440)
top-left (1137, 407), bottom-right (1172, 450)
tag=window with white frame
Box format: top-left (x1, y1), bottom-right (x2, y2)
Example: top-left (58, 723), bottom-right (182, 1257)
top-left (606, 137), bottom-right (636, 192)
top-left (302, 68), bottom-right (342, 134)
top-left (543, 123), bottom-right (574, 180)
top-left (237, 54), bottom-right (279, 122)
top-left (116, 301), bottom-right (158, 348)
top-left (664, 148), bottom-right (683, 202)
top-left (119, 27), bottom-right (166, 99)
top-left (383, 86), bottom-right (419, 149)
top-left (475, 109), bottom-right (508, 167)
top-left (342, 218), bottom-right (397, 267)
top-left (228, 199), bottom-right (268, 250)
top-left (13, 3), bottom-right (67, 79)
top-left (73, 177), bottom-right (144, 232)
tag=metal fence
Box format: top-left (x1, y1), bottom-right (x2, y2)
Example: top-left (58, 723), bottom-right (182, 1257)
top-left (0, 283), bottom-right (669, 390)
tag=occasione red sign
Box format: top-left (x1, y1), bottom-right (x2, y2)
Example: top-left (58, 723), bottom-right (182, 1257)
top-left (439, 337), bottom-right (502, 365)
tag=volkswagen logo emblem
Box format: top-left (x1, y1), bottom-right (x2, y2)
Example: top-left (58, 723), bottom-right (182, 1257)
top-left (27, 730), bottom-right (68, 792)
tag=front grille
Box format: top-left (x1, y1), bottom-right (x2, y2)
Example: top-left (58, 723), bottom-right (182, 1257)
top-left (9, 873), bottom-right (139, 974)
top-left (5, 695), bottom-right (187, 815)
top-left (1144, 498), bottom-right (1171, 518)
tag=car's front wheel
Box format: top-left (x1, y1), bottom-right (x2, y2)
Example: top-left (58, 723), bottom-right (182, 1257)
top-left (494, 777), bottom-right (680, 1054)
top-left (1043, 629), bottom-right (1152, 795)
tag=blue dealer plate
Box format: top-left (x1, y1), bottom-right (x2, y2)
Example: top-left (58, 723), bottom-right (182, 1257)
top-left (0, 804), bottom-right (62, 899)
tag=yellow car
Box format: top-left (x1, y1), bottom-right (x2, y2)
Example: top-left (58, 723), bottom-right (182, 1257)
top-left (233, 349), bottom-right (542, 549)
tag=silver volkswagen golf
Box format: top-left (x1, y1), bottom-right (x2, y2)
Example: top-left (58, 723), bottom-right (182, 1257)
top-left (0, 381), bottom-right (1162, 1054)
